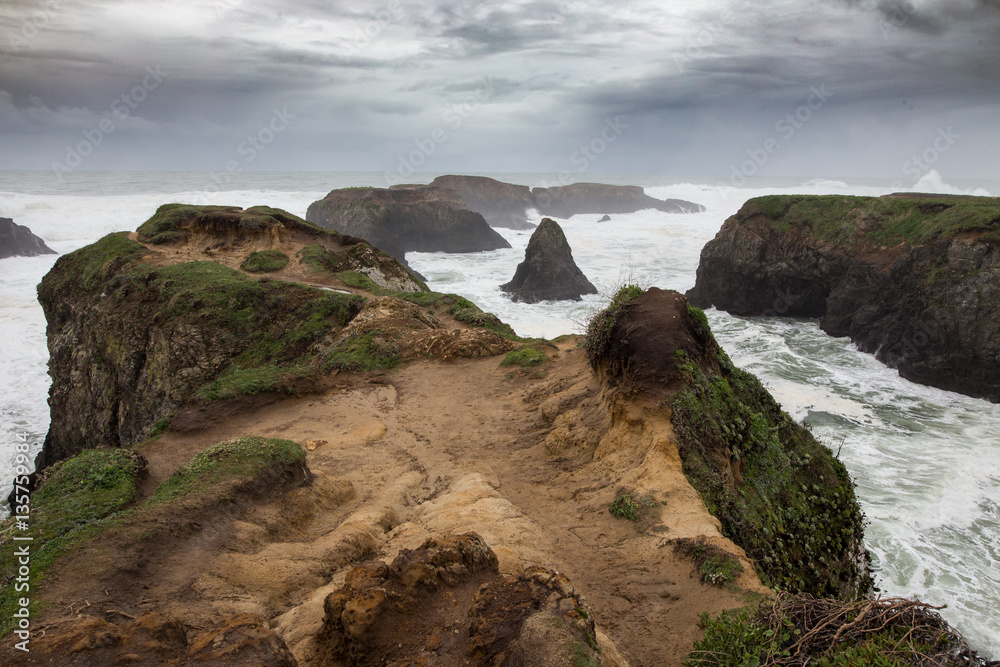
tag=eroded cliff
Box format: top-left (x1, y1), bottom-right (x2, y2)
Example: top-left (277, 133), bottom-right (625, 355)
top-left (687, 194), bottom-right (1000, 402)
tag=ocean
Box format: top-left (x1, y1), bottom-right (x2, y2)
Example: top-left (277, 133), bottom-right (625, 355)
top-left (1, 170), bottom-right (998, 655)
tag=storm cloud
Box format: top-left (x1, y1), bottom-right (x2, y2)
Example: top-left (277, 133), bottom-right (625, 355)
top-left (1, 0), bottom-right (997, 182)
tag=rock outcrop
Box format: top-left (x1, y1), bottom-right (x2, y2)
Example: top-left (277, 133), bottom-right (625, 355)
top-left (429, 175), bottom-right (538, 229)
top-left (587, 286), bottom-right (872, 598)
top-left (0, 217), bottom-right (56, 258)
top-left (316, 533), bottom-right (602, 666)
top-left (305, 187), bottom-right (511, 270)
top-left (532, 183), bottom-right (704, 218)
top-left (686, 194), bottom-right (1000, 402)
top-left (35, 205), bottom-right (429, 468)
top-left (501, 218), bottom-right (597, 303)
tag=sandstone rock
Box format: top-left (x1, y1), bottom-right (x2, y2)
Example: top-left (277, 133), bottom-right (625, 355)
top-left (0, 217), bottom-right (56, 258)
top-left (532, 183), bottom-right (704, 218)
top-left (501, 218), bottom-right (597, 303)
top-left (315, 534), bottom-right (602, 666)
top-left (187, 613), bottom-right (297, 665)
top-left (686, 194), bottom-right (1000, 402)
top-left (306, 187), bottom-right (511, 270)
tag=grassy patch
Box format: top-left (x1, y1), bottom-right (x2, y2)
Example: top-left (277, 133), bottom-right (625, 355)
top-left (500, 346), bottom-right (550, 368)
top-left (137, 203), bottom-right (323, 245)
top-left (0, 449), bottom-right (146, 636)
top-left (448, 297), bottom-right (519, 339)
top-left (41, 232), bottom-right (149, 296)
top-left (197, 363), bottom-right (317, 402)
top-left (322, 331), bottom-right (400, 373)
top-left (336, 270), bottom-right (377, 289)
top-left (687, 594), bottom-right (981, 667)
top-left (149, 436), bottom-right (305, 504)
top-left (608, 488), bottom-right (659, 531)
top-left (670, 352), bottom-right (871, 598)
top-left (584, 284), bottom-right (643, 366)
top-left (298, 243), bottom-right (348, 273)
top-left (670, 538), bottom-right (744, 587)
top-left (741, 194), bottom-right (1000, 248)
top-left (240, 250), bottom-right (290, 273)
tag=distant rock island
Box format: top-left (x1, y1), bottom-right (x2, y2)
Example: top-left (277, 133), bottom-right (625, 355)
top-left (0, 217), bottom-right (56, 259)
top-left (501, 218), bottom-right (597, 302)
top-left (687, 193), bottom-right (1000, 402)
top-left (423, 175), bottom-right (704, 229)
top-left (306, 186), bottom-right (510, 271)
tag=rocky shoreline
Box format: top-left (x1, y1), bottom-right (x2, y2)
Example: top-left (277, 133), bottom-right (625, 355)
top-left (1, 199), bottom-right (994, 666)
top-left (687, 194), bottom-right (1000, 402)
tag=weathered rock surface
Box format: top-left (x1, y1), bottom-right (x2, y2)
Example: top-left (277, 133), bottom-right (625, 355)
top-left (5, 612), bottom-right (297, 666)
top-left (429, 175), bottom-right (538, 229)
top-left (687, 194), bottom-right (1000, 402)
top-left (305, 187), bottom-right (511, 269)
top-left (501, 218), bottom-right (597, 303)
top-left (532, 183), bottom-right (704, 218)
top-left (0, 217), bottom-right (56, 258)
top-left (316, 533), bottom-right (602, 666)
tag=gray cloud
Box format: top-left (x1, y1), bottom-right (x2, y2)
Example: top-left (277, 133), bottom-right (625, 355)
top-left (0, 0), bottom-right (996, 181)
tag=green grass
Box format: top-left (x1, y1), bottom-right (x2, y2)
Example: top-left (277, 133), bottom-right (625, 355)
top-left (240, 250), bottom-right (290, 273)
top-left (137, 203), bottom-right (325, 245)
top-left (670, 351), bottom-right (871, 598)
top-left (40, 232), bottom-right (149, 295)
top-left (500, 346), bottom-right (550, 368)
top-left (687, 595), bottom-right (973, 667)
top-left (0, 449), bottom-right (146, 636)
top-left (196, 363), bottom-right (317, 402)
top-left (149, 436), bottom-right (305, 504)
top-left (740, 194), bottom-right (1000, 247)
top-left (322, 331), bottom-right (400, 373)
top-left (608, 488), bottom-right (659, 531)
top-left (447, 296), bottom-right (519, 339)
top-left (670, 538), bottom-right (744, 587)
top-left (336, 270), bottom-right (377, 289)
top-left (585, 284), bottom-right (643, 366)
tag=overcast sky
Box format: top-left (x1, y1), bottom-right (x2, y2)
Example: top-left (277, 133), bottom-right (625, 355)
top-left (1, 0), bottom-right (998, 183)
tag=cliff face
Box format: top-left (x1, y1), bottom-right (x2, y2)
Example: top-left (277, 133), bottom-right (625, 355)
top-left (305, 187), bottom-right (511, 269)
top-left (500, 218), bottom-right (597, 302)
top-left (36, 205), bottom-right (430, 468)
top-left (687, 194), bottom-right (1000, 402)
top-left (588, 286), bottom-right (872, 599)
top-left (0, 217), bottom-right (56, 259)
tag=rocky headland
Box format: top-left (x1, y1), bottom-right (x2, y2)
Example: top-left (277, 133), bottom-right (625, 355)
top-left (0, 218), bottom-right (56, 259)
top-left (500, 218), bottom-right (597, 303)
top-left (390, 176), bottom-right (705, 229)
top-left (1, 203), bottom-right (991, 666)
top-left (687, 194), bottom-right (1000, 402)
top-left (305, 187), bottom-right (510, 271)
top-left (533, 182), bottom-right (705, 219)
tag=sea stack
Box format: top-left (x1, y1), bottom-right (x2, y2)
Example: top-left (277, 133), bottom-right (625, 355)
top-left (0, 217), bottom-right (57, 259)
top-left (501, 218), bottom-right (597, 303)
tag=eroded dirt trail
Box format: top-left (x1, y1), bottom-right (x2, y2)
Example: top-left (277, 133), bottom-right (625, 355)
top-left (35, 338), bottom-right (762, 666)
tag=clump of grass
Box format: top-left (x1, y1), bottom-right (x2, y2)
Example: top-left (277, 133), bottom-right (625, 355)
top-left (197, 363), bottom-right (317, 402)
top-left (0, 449), bottom-right (146, 636)
top-left (448, 297), bottom-right (518, 339)
top-left (240, 250), bottom-right (290, 273)
top-left (687, 593), bottom-right (987, 667)
top-left (298, 243), bottom-right (348, 273)
top-left (500, 346), bottom-right (550, 368)
top-left (584, 284), bottom-right (643, 367)
top-left (669, 538), bottom-right (744, 587)
top-left (149, 436), bottom-right (305, 504)
top-left (323, 331), bottom-right (400, 373)
top-left (336, 270), bottom-right (377, 289)
top-left (608, 488), bottom-right (659, 531)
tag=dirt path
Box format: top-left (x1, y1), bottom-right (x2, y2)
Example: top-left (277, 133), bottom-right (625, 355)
top-left (35, 337), bottom-right (762, 666)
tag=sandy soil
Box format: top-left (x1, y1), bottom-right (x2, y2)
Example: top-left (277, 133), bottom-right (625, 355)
top-left (29, 333), bottom-right (765, 666)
